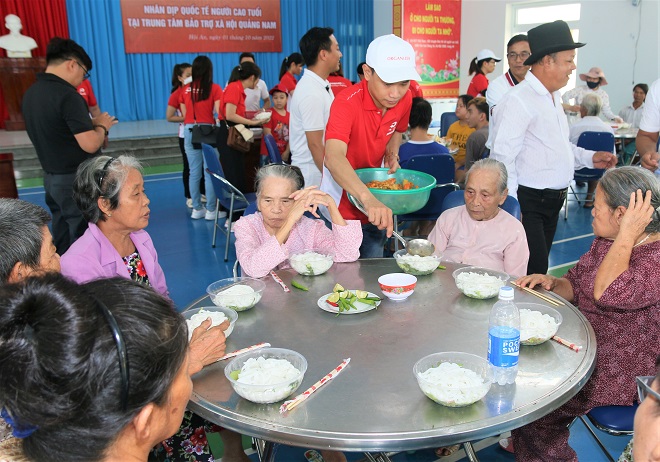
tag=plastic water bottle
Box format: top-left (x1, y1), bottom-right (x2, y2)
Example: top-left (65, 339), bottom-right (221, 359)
top-left (488, 286), bottom-right (520, 385)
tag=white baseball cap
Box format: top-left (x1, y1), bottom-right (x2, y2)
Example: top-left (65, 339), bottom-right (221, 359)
top-left (476, 49), bottom-right (501, 62)
top-left (365, 34), bottom-right (421, 83)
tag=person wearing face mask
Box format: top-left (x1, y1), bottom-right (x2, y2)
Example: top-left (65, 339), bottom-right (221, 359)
top-left (562, 67), bottom-right (623, 122)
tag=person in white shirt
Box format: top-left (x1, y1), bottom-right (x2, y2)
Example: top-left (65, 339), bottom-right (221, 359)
top-left (289, 27), bottom-right (342, 188)
top-left (561, 67), bottom-right (623, 122)
top-left (639, 79), bottom-right (660, 175)
top-left (618, 83), bottom-right (648, 128)
top-left (238, 52), bottom-right (271, 112)
top-left (487, 34), bottom-right (530, 109)
top-left (490, 20), bottom-right (617, 275)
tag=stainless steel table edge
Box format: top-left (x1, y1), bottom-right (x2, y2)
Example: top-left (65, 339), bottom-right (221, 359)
top-left (184, 265), bottom-right (598, 452)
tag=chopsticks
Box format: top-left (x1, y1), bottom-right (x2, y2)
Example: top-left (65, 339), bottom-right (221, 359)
top-left (280, 358), bottom-right (351, 414)
top-left (552, 336), bottom-right (582, 353)
top-left (270, 270), bottom-right (290, 292)
top-left (215, 342), bottom-right (271, 362)
top-left (511, 281), bottom-right (564, 306)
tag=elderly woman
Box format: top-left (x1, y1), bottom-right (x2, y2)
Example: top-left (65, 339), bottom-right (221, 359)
top-left (60, 155), bottom-right (249, 462)
top-left (427, 158), bottom-right (529, 276)
top-left (0, 275), bottom-right (202, 462)
top-left (562, 67), bottom-right (623, 122)
top-left (0, 199), bottom-right (60, 283)
top-left (510, 167), bottom-right (660, 461)
top-left (234, 164), bottom-right (362, 279)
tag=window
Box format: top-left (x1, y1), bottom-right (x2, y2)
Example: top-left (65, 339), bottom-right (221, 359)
top-left (510, 2), bottom-right (581, 93)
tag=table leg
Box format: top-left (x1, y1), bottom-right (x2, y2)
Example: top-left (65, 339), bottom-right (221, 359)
top-left (253, 438), bottom-right (278, 462)
top-left (463, 442), bottom-right (480, 462)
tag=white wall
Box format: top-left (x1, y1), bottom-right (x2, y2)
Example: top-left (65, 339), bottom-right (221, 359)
top-left (374, 0), bottom-right (659, 113)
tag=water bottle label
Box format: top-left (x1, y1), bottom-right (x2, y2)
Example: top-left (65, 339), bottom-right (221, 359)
top-left (488, 329), bottom-right (520, 367)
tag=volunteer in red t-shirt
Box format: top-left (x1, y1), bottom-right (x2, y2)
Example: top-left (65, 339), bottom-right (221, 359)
top-left (261, 84), bottom-right (290, 162)
top-left (321, 34), bottom-right (422, 258)
top-left (466, 49), bottom-right (501, 97)
top-left (278, 52), bottom-right (304, 98)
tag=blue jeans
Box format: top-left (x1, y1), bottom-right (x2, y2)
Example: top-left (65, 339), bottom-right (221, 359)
top-left (184, 124), bottom-right (216, 212)
top-left (359, 223), bottom-right (387, 258)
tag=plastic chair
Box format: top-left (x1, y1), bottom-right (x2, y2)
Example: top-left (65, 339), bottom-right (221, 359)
top-left (263, 134), bottom-right (283, 164)
top-left (574, 404), bottom-right (638, 462)
top-left (398, 155), bottom-right (460, 235)
top-left (440, 112), bottom-right (458, 137)
top-left (202, 143), bottom-right (257, 261)
top-left (441, 190), bottom-right (521, 220)
top-left (564, 131), bottom-right (614, 219)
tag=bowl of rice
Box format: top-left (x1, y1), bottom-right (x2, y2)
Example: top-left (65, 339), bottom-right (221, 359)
top-left (182, 306), bottom-right (238, 340)
top-left (254, 111), bottom-right (272, 121)
top-left (224, 348), bottom-right (307, 404)
top-left (413, 352), bottom-right (493, 407)
top-left (518, 303), bottom-right (563, 345)
top-left (452, 266), bottom-right (510, 299)
top-left (288, 249), bottom-right (334, 276)
top-left (393, 249), bottom-right (442, 276)
top-left (207, 277), bottom-right (266, 311)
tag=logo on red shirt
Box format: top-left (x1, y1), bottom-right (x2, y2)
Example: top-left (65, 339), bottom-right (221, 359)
top-left (386, 121), bottom-right (398, 136)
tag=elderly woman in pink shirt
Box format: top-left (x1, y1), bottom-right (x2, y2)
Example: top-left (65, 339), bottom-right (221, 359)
top-left (234, 164), bottom-right (362, 278)
top-left (428, 158), bottom-right (529, 277)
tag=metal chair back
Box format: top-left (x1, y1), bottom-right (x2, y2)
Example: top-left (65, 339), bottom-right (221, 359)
top-left (574, 404), bottom-right (638, 462)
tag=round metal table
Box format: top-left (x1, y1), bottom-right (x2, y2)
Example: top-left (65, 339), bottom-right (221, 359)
top-left (187, 259), bottom-right (596, 460)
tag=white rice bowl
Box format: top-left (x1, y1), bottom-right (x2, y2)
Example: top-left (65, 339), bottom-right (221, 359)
top-left (417, 362), bottom-right (491, 407)
top-left (453, 267), bottom-right (510, 299)
top-left (394, 250), bottom-right (441, 275)
top-left (228, 356), bottom-right (304, 403)
top-left (186, 309), bottom-right (231, 340)
top-left (255, 111), bottom-right (272, 121)
top-left (212, 284), bottom-right (261, 311)
top-left (289, 250), bottom-right (333, 276)
top-left (520, 308), bottom-right (561, 345)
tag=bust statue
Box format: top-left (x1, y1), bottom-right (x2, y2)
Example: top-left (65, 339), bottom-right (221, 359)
top-left (0, 14), bottom-right (38, 58)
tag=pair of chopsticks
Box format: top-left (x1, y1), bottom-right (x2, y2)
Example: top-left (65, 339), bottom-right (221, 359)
top-left (270, 270), bottom-right (290, 292)
top-left (215, 342), bottom-right (271, 362)
top-left (280, 358), bottom-right (351, 414)
top-left (511, 281), bottom-right (564, 306)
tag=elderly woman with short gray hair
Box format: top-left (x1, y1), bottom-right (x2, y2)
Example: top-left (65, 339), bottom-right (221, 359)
top-left (233, 164), bottom-right (362, 278)
top-left (60, 155), bottom-right (168, 296)
top-left (511, 166), bottom-right (660, 460)
top-left (428, 158), bottom-right (529, 276)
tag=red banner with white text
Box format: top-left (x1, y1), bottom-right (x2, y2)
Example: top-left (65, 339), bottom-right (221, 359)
top-left (120, 0), bottom-right (281, 53)
top-left (394, 0), bottom-right (461, 98)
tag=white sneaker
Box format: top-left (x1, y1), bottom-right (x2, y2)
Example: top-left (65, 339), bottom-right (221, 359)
top-left (216, 210), bottom-right (227, 218)
top-left (186, 198), bottom-right (193, 208)
top-left (191, 208), bottom-right (205, 219)
top-left (205, 210), bottom-right (227, 220)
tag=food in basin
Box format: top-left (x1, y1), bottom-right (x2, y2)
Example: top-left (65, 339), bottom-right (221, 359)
top-left (289, 249), bottom-right (334, 276)
top-left (206, 277), bottom-right (266, 311)
top-left (394, 249), bottom-right (442, 275)
top-left (224, 348), bottom-right (307, 404)
top-left (182, 306), bottom-right (238, 340)
top-left (452, 266), bottom-right (510, 299)
top-left (414, 352), bottom-right (493, 407)
top-left (519, 303), bottom-right (563, 345)
top-left (378, 273), bottom-right (417, 301)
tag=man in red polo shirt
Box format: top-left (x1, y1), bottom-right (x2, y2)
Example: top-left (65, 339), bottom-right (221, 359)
top-left (321, 34), bottom-right (421, 258)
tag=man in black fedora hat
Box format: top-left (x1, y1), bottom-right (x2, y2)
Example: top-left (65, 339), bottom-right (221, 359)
top-left (490, 20), bottom-right (616, 276)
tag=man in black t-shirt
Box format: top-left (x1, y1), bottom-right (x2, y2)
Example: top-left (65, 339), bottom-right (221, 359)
top-left (22, 37), bottom-right (117, 253)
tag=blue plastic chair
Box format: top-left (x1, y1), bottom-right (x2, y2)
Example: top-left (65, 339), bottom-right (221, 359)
top-left (202, 143), bottom-right (257, 261)
top-left (574, 404), bottom-right (638, 462)
top-left (564, 131), bottom-right (615, 219)
top-left (441, 190), bottom-right (522, 220)
top-left (232, 202), bottom-right (259, 277)
top-left (398, 155), bottom-right (460, 226)
top-left (263, 134), bottom-right (283, 164)
top-left (440, 111), bottom-right (458, 137)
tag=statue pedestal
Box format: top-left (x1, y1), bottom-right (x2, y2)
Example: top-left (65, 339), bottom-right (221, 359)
top-left (0, 57), bottom-right (45, 131)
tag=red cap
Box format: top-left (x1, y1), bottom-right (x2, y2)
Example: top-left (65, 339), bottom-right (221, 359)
top-left (269, 84), bottom-right (289, 96)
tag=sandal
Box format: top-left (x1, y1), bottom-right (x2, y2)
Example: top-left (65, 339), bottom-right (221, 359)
top-left (499, 437), bottom-right (515, 454)
top-left (435, 444), bottom-right (460, 457)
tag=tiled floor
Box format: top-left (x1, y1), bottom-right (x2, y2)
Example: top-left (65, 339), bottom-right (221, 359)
top-left (17, 173), bottom-right (627, 462)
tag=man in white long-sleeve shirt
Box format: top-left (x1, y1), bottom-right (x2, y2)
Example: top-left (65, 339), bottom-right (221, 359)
top-left (490, 20), bottom-right (617, 275)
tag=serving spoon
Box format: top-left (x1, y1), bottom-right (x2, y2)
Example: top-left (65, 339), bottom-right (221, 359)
top-left (350, 196), bottom-right (436, 257)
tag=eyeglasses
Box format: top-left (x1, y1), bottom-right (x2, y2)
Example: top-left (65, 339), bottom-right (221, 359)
top-left (72, 59), bottom-right (91, 80)
top-left (507, 52), bottom-right (531, 61)
top-left (636, 376), bottom-right (660, 403)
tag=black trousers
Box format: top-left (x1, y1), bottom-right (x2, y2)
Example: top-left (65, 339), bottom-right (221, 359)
top-left (44, 172), bottom-right (87, 254)
top-left (517, 185), bottom-right (567, 275)
top-left (217, 123), bottom-right (247, 221)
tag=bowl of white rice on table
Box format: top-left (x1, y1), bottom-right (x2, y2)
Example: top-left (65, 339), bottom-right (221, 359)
top-left (414, 352), bottom-right (493, 407)
top-left (393, 249), bottom-right (442, 276)
top-left (206, 277), bottom-right (266, 312)
top-left (224, 348), bottom-right (307, 404)
top-left (452, 266), bottom-right (510, 299)
top-left (518, 303), bottom-right (562, 345)
top-left (288, 249), bottom-right (334, 276)
top-left (182, 306), bottom-right (238, 340)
